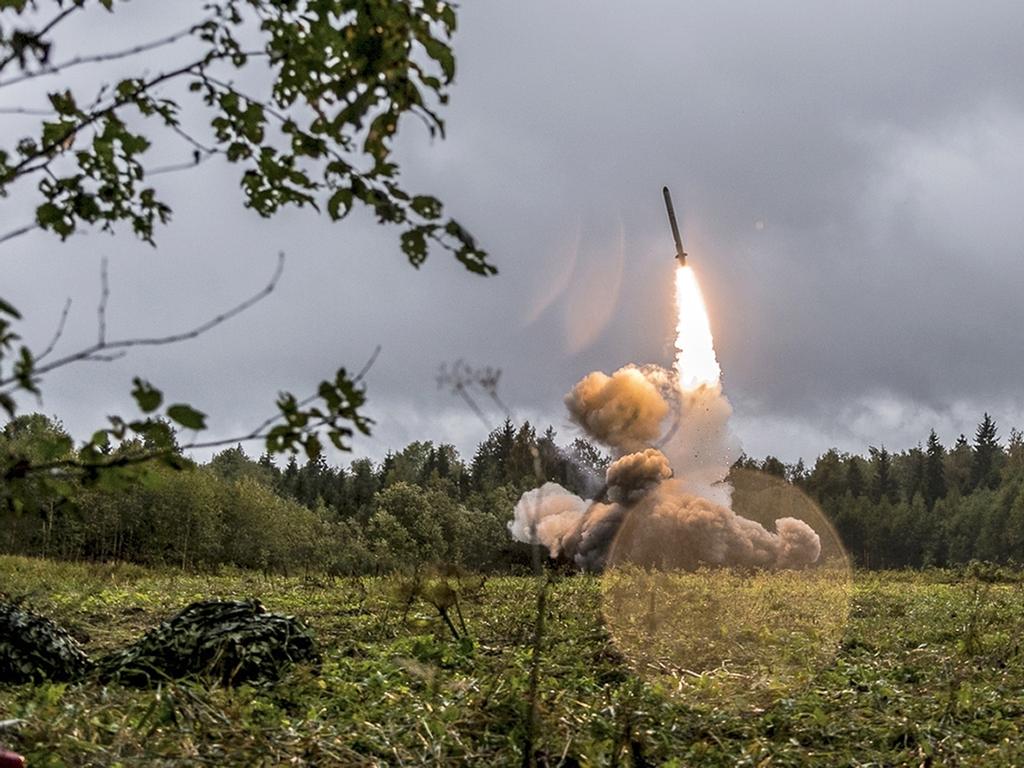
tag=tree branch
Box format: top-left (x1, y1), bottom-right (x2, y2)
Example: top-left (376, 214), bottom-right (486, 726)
top-left (5, 55), bottom-right (213, 182)
top-left (185, 344), bottom-right (381, 451)
top-left (0, 252), bottom-right (286, 388)
top-left (5, 343), bottom-right (383, 480)
top-left (0, 105), bottom-right (57, 115)
top-left (0, 21), bottom-right (205, 89)
top-left (0, 4), bottom-right (81, 74)
top-left (96, 256), bottom-right (109, 345)
top-left (0, 222), bottom-right (38, 246)
top-left (35, 297), bottom-right (72, 363)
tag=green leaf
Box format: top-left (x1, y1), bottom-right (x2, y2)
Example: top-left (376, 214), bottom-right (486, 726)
top-left (422, 37), bottom-right (456, 82)
top-left (0, 297), bottom-right (21, 319)
top-left (410, 195), bottom-right (442, 219)
top-left (131, 378), bottom-right (163, 413)
top-left (166, 404), bottom-right (207, 430)
top-left (327, 188), bottom-right (354, 220)
top-left (401, 228), bottom-right (428, 267)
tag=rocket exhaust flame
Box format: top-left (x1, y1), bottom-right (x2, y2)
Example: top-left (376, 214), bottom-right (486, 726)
top-left (674, 264), bottom-right (721, 391)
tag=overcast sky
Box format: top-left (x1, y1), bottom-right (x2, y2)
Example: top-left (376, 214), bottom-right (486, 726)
top-left (6, 0), bottom-right (1024, 467)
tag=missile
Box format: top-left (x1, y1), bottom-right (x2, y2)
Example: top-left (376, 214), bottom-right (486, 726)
top-left (662, 186), bottom-right (687, 265)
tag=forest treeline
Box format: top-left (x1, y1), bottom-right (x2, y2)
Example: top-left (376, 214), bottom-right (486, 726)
top-left (738, 413), bottom-right (1024, 568)
top-left (2, 412), bottom-right (1023, 572)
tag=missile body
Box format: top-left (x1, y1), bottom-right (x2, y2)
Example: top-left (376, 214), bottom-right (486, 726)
top-left (662, 186), bottom-right (687, 265)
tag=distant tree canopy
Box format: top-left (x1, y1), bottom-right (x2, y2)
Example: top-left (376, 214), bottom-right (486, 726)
top-left (758, 414), bottom-right (1024, 569)
top-left (0, 1), bottom-right (493, 510)
top-left (4, 410), bottom-right (1024, 573)
top-left (0, 412), bottom-right (610, 573)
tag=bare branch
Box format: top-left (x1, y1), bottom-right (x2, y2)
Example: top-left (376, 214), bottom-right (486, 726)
top-left (2, 341), bottom-right (381, 481)
top-left (82, 351), bottom-right (125, 363)
top-left (97, 257), bottom-right (109, 345)
top-left (0, 4), bottom-right (81, 74)
top-left (167, 122), bottom-right (219, 156)
top-left (0, 222), bottom-right (38, 246)
top-left (0, 105), bottom-right (56, 115)
top-left (0, 252), bottom-right (286, 388)
top-left (35, 298), bottom-right (72, 363)
top-left (437, 359), bottom-right (511, 430)
top-left (146, 152), bottom-right (214, 178)
top-left (353, 344), bottom-right (382, 384)
top-left (0, 22), bottom-right (205, 89)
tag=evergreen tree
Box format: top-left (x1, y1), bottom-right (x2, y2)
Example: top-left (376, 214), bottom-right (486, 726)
top-left (348, 458), bottom-right (379, 520)
top-left (1004, 428), bottom-right (1024, 481)
top-left (280, 455), bottom-right (300, 499)
top-left (537, 426), bottom-right (568, 485)
top-left (732, 453), bottom-right (760, 471)
top-left (924, 429), bottom-right (946, 510)
top-left (760, 456), bottom-right (787, 478)
top-left (257, 451), bottom-right (281, 483)
top-left (902, 446), bottom-right (926, 503)
top-left (788, 458), bottom-right (807, 486)
top-left (378, 451), bottom-right (396, 486)
top-left (946, 434), bottom-right (973, 496)
top-left (869, 446), bottom-right (898, 504)
top-left (508, 422), bottom-right (540, 485)
top-left (846, 458), bottom-right (865, 498)
top-left (435, 445), bottom-right (453, 480)
top-left (971, 413), bottom-right (1002, 491)
top-left (806, 449), bottom-right (845, 504)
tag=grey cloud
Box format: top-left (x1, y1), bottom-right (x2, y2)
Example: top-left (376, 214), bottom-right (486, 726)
top-left (6, 0), bottom-right (1024, 465)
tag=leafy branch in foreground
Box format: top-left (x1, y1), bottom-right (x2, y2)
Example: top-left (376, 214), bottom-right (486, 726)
top-left (0, 0), bottom-right (495, 500)
top-left (0, 0), bottom-right (495, 274)
top-left (1, 256), bottom-right (379, 490)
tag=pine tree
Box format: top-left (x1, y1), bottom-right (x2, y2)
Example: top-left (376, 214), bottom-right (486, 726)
top-left (378, 451), bottom-right (396, 486)
top-left (869, 446), bottom-right (899, 504)
top-left (924, 429), bottom-right (946, 510)
top-left (280, 455), bottom-right (300, 498)
top-left (946, 434), bottom-right (973, 495)
top-left (971, 413), bottom-right (1001, 491)
top-left (806, 449), bottom-right (845, 504)
top-left (760, 456), bottom-right (787, 478)
top-left (788, 458), bottom-right (807, 486)
top-left (846, 458), bottom-right (865, 498)
top-left (903, 446), bottom-right (926, 503)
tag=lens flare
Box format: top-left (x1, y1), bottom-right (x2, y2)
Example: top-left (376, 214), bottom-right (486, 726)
top-left (674, 264), bottom-right (721, 391)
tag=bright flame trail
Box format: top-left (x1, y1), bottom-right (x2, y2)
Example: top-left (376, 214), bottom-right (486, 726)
top-left (674, 265), bottom-right (721, 391)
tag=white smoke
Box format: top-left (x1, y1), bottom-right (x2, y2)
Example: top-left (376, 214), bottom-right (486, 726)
top-left (508, 483), bottom-right (588, 558)
top-left (508, 364), bottom-right (821, 573)
top-left (661, 384), bottom-right (741, 507)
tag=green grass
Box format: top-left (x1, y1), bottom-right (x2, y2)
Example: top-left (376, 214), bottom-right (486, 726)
top-left (2, 555), bottom-right (1024, 766)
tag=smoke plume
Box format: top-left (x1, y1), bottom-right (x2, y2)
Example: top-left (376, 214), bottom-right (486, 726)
top-left (509, 366), bottom-right (821, 573)
top-left (564, 366), bottom-right (669, 453)
top-left (606, 449), bottom-right (672, 503)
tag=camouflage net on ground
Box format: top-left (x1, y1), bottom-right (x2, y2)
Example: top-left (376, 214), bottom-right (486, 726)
top-left (0, 599), bottom-right (318, 686)
top-left (0, 602), bottom-right (93, 683)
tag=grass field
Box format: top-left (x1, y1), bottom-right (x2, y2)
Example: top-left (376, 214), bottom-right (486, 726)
top-left (2, 555), bottom-right (1024, 766)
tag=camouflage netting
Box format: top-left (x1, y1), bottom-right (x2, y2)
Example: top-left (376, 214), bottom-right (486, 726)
top-left (0, 601), bottom-right (93, 683)
top-left (97, 599), bottom-right (319, 686)
top-left (0, 598), bottom-right (318, 686)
